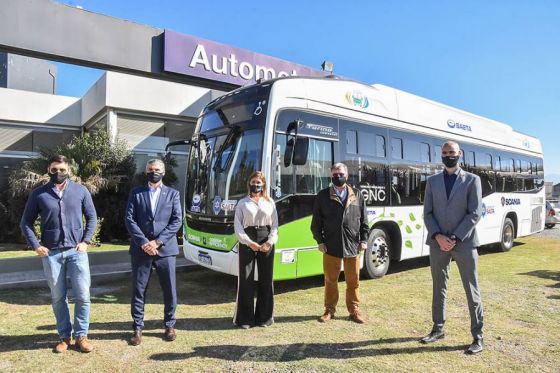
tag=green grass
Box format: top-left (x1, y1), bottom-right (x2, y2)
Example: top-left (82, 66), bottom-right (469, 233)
top-left (0, 243), bottom-right (129, 259)
top-left (0, 236), bottom-right (559, 372)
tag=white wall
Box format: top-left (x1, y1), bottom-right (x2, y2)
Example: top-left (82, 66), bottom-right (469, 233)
top-left (104, 71), bottom-right (225, 118)
top-left (0, 71), bottom-right (228, 128)
top-left (0, 87), bottom-right (80, 127)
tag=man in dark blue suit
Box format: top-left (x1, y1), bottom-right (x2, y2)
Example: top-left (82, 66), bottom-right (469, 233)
top-left (125, 159), bottom-right (182, 346)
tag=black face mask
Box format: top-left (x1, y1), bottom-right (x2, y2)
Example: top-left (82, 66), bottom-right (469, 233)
top-left (442, 156), bottom-right (459, 168)
top-left (49, 172), bottom-right (69, 185)
top-left (331, 176), bottom-right (347, 187)
top-left (147, 172), bottom-right (163, 183)
top-left (250, 185), bottom-right (263, 194)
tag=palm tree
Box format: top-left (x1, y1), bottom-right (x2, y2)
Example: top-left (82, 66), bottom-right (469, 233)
top-left (9, 131), bottom-right (135, 197)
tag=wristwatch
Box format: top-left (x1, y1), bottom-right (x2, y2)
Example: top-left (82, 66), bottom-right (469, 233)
top-left (156, 240), bottom-right (163, 247)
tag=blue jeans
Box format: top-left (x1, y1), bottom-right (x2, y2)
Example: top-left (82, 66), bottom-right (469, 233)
top-left (42, 248), bottom-right (91, 338)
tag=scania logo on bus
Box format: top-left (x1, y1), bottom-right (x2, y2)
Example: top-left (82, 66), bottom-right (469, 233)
top-left (501, 197), bottom-right (521, 206)
top-left (447, 119), bottom-right (472, 132)
top-left (345, 91), bottom-right (369, 109)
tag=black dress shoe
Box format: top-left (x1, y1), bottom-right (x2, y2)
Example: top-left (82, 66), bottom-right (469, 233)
top-left (164, 327), bottom-right (177, 342)
top-left (258, 319), bottom-right (274, 328)
top-left (466, 338), bottom-right (484, 354)
top-left (419, 330), bottom-right (445, 344)
top-left (129, 330), bottom-right (142, 346)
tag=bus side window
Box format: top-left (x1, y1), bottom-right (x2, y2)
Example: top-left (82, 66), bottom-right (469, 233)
top-left (475, 152), bottom-right (494, 197)
top-left (391, 168), bottom-right (422, 206)
top-left (346, 130), bottom-right (358, 154)
top-left (434, 145), bottom-right (442, 162)
top-left (376, 135), bottom-right (386, 158)
top-left (420, 142), bottom-right (431, 163)
top-left (295, 138), bottom-right (333, 195)
top-left (391, 138), bottom-right (403, 159)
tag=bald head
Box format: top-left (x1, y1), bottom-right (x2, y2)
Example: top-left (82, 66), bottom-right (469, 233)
top-left (442, 140), bottom-right (460, 153)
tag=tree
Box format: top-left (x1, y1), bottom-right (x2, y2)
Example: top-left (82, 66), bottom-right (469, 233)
top-left (4, 131), bottom-right (137, 243)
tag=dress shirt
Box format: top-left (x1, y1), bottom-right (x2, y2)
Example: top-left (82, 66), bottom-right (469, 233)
top-left (335, 186), bottom-right (348, 204)
top-left (148, 183), bottom-right (162, 215)
top-left (53, 180), bottom-right (67, 198)
top-left (234, 195), bottom-right (279, 246)
top-left (444, 168), bottom-right (460, 199)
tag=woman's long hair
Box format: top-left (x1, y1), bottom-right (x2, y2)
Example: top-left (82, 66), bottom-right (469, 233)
top-left (246, 171), bottom-right (271, 201)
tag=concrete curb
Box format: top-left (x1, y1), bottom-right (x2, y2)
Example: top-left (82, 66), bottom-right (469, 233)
top-left (0, 249), bottom-right (194, 289)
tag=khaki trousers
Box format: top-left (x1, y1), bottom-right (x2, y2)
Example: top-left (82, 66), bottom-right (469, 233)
top-left (323, 253), bottom-right (360, 314)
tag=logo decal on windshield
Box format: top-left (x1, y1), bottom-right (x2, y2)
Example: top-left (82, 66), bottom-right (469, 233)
top-left (191, 194), bottom-right (201, 212)
top-left (253, 100), bottom-right (266, 116)
top-left (212, 196), bottom-right (222, 215)
top-left (220, 199), bottom-right (237, 212)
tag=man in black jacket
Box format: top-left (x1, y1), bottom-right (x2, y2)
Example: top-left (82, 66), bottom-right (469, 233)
top-left (311, 163), bottom-right (369, 323)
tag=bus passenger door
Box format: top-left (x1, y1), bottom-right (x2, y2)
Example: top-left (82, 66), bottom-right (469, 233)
top-left (272, 134), bottom-right (334, 279)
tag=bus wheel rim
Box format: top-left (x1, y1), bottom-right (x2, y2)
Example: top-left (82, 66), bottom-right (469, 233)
top-left (372, 237), bottom-right (388, 267)
top-left (503, 225), bottom-right (513, 247)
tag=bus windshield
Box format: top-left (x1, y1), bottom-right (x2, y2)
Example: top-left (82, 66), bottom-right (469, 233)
top-left (185, 84), bottom-right (270, 218)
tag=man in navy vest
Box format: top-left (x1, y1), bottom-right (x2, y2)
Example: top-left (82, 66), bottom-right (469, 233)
top-left (20, 155), bottom-right (97, 353)
top-left (125, 159), bottom-right (182, 346)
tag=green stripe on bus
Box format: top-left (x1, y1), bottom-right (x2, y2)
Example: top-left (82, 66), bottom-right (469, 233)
top-left (184, 225), bottom-right (237, 252)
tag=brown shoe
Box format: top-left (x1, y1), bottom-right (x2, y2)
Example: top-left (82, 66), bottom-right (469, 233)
top-left (349, 310), bottom-right (365, 324)
top-left (164, 327), bottom-right (176, 342)
top-left (318, 310), bottom-right (335, 323)
top-left (53, 338), bottom-right (71, 353)
top-left (129, 330), bottom-right (142, 346)
top-left (75, 336), bottom-right (94, 353)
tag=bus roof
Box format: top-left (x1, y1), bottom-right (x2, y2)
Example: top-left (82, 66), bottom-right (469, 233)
top-left (264, 77), bottom-right (543, 155)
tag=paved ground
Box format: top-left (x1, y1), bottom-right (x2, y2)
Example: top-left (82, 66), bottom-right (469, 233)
top-left (538, 224), bottom-right (560, 240)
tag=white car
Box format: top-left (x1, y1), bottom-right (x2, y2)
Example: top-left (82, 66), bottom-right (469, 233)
top-left (545, 201), bottom-right (560, 229)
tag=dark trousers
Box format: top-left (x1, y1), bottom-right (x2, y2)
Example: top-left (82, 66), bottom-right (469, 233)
top-left (131, 254), bottom-right (177, 330)
top-left (234, 227), bottom-right (274, 326)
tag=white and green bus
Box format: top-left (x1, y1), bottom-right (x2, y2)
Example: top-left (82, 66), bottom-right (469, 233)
top-left (175, 77), bottom-right (545, 280)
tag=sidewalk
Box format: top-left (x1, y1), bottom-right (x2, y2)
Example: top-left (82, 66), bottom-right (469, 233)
top-left (0, 248), bottom-right (194, 289)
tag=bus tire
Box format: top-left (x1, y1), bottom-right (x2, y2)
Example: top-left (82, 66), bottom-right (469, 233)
top-left (499, 217), bottom-right (515, 252)
top-left (362, 228), bottom-right (391, 279)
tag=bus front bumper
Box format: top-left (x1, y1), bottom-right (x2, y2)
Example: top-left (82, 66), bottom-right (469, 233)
top-left (183, 241), bottom-right (238, 276)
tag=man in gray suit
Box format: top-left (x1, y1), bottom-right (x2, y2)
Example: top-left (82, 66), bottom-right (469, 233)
top-left (420, 140), bottom-right (484, 355)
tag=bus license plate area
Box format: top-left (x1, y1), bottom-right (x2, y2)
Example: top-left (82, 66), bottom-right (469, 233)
top-left (198, 252), bottom-right (212, 266)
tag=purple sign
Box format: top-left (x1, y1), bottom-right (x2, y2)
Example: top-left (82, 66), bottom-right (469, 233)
top-left (163, 30), bottom-right (326, 86)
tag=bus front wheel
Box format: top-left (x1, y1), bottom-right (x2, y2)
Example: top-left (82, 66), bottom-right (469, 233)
top-left (499, 217), bottom-right (515, 252)
top-left (362, 228), bottom-right (391, 279)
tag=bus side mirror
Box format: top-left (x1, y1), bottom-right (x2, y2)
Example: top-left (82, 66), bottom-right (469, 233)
top-left (292, 137), bottom-right (309, 166)
top-left (164, 139), bottom-right (191, 162)
top-left (283, 120), bottom-right (306, 167)
top-left (284, 138), bottom-right (295, 167)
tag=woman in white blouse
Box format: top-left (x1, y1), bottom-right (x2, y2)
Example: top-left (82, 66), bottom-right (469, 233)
top-left (233, 171), bottom-right (279, 329)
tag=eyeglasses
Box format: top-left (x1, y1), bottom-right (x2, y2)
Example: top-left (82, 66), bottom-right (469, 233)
top-left (332, 173), bottom-right (345, 177)
top-left (49, 167), bottom-right (68, 174)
